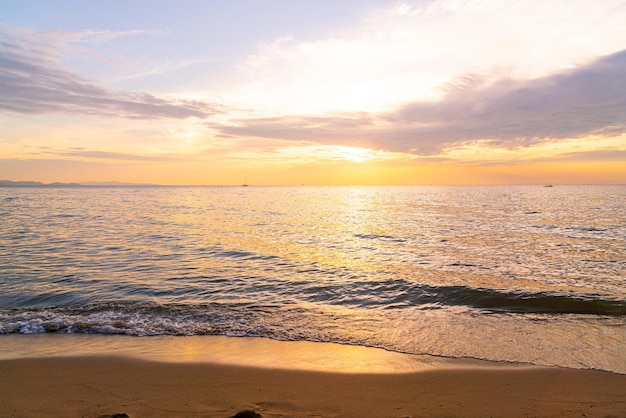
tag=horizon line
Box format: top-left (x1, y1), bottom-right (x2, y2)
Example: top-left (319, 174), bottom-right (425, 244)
top-left (2, 180), bottom-right (625, 188)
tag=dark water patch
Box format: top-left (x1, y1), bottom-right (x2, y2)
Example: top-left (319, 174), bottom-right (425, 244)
top-left (17, 290), bottom-right (85, 307)
top-left (297, 280), bottom-right (626, 315)
top-left (216, 250), bottom-right (256, 259)
top-left (354, 233), bottom-right (407, 243)
top-left (247, 254), bottom-right (281, 262)
top-left (431, 286), bottom-right (626, 315)
top-left (566, 226), bottom-right (608, 233)
top-left (144, 234), bottom-right (177, 241)
top-left (50, 213), bottom-right (77, 218)
top-left (212, 249), bottom-right (282, 262)
top-left (449, 262), bottom-right (479, 267)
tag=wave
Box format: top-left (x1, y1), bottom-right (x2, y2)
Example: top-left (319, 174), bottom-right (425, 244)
top-left (0, 303), bottom-right (255, 336)
top-left (296, 281), bottom-right (626, 315)
top-left (1, 284), bottom-right (623, 337)
top-left (430, 285), bottom-right (626, 315)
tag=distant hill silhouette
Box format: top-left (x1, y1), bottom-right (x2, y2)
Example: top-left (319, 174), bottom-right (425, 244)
top-left (0, 180), bottom-right (161, 187)
top-left (0, 180), bottom-right (82, 187)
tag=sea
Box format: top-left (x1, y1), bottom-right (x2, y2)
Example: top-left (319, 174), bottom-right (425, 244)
top-left (1, 185), bottom-right (624, 373)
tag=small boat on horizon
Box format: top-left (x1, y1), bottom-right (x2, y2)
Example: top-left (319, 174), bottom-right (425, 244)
top-left (544, 184), bottom-right (553, 187)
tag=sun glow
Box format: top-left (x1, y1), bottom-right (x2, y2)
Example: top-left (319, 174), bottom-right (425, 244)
top-left (1, 1), bottom-right (625, 185)
top-left (327, 146), bottom-right (380, 163)
top-left (254, 144), bottom-right (400, 165)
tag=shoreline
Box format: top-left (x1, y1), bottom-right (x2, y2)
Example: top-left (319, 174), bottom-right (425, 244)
top-left (0, 333), bottom-right (522, 373)
top-left (1, 335), bottom-right (625, 417)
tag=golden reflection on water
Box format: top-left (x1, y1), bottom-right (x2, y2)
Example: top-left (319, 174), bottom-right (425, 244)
top-left (148, 185), bottom-right (624, 297)
top-left (2, 185), bottom-right (624, 373)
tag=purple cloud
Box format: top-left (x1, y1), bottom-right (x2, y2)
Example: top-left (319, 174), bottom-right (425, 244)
top-left (0, 25), bottom-right (222, 119)
top-left (216, 50), bottom-right (626, 154)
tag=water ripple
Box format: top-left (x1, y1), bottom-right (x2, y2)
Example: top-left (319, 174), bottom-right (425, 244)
top-left (1, 185), bottom-right (625, 372)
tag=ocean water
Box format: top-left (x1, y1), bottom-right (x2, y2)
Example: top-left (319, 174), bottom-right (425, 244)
top-left (1, 185), bottom-right (624, 373)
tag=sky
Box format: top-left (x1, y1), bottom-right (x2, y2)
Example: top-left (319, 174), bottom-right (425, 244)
top-left (1, 0), bottom-right (625, 185)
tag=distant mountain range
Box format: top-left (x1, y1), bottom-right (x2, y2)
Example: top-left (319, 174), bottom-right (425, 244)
top-left (0, 180), bottom-right (159, 187)
top-left (0, 180), bottom-right (82, 187)
top-left (80, 181), bottom-right (160, 186)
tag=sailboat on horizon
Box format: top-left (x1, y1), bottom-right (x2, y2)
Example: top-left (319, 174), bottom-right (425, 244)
top-left (242, 177), bottom-right (249, 187)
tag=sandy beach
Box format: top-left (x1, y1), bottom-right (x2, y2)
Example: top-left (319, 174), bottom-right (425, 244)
top-left (0, 336), bottom-right (624, 418)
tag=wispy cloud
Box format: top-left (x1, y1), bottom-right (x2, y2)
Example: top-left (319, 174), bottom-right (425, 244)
top-left (216, 50), bottom-right (626, 155)
top-left (54, 150), bottom-right (165, 161)
top-left (113, 59), bottom-right (210, 82)
top-left (0, 25), bottom-right (221, 119)
top-left (38, 147), bottom-right (211, 163)
top-left (65, 28), bottom-right (168, 45)
top-left (213, 114), bottom-right (375, 145)
top-left (553, 149), bottom-right (626, 162)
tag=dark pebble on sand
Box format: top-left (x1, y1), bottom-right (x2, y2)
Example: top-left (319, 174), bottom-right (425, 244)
top-left (231, 410), bottom-right (262, 418)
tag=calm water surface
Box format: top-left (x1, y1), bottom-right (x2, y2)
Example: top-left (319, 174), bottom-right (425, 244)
top-left (1, 185), bottom-right (624, 372)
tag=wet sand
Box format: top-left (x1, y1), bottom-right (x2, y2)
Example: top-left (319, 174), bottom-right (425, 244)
top-left (0, 336), bottom-right (624, 417)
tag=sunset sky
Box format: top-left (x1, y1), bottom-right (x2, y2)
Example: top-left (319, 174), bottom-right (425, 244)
top-left (1, 0), bottom-right (625, 185)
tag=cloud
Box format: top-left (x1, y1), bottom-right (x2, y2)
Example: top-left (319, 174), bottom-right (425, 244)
top-left (386, 49), bottom-right (626, 152)
top-left (54, 150), bottom-right (165, 161)
top-left (38, 148), bottom-right (212, 163)
top-left (213, 114), bottom-right (375, 145)
top-left (113, 59), bottom-right (210, 82)
top-left (65, 29), bottom-right (167, 45)
top-left (553, 149), bottom-right (626, 162)
top-left (0, 25), bottom-right (221, 119)
top-left (230, 0), bottom-right (626, 114)
top-left (215, 49), bottom-right (626, 154)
